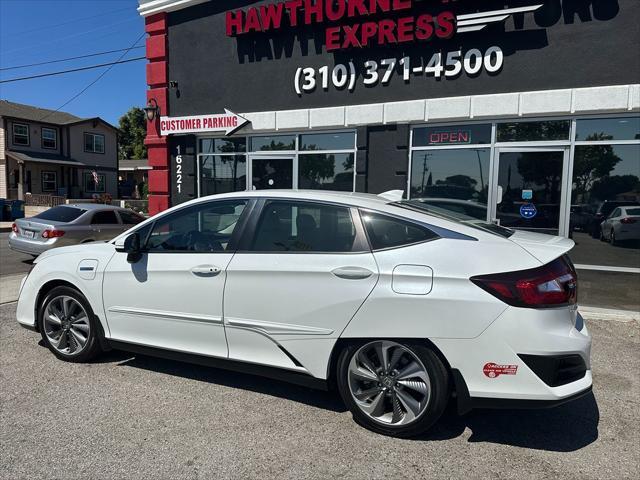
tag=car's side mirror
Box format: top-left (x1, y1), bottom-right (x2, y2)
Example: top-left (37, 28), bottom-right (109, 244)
top-left (116, 232), bottom-right (143, 263)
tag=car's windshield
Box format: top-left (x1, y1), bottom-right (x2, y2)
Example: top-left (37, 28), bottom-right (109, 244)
top-left (33, 206), bottom-right (86, 222)
top-left (393, 199), bottom-right (515, 238)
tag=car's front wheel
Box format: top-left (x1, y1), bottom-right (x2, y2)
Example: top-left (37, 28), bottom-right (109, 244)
top-left (38, 286), bottom-right (102, 362)
top-left (336, 340), bottom-right (449, 438)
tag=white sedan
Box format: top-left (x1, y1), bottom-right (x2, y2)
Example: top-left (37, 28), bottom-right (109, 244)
top-left (16, 190), bottom-right (592, 437)
top-left (600, 205), bottom-right (640, 245)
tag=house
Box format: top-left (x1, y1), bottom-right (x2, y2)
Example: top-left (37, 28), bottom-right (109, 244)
top-left (0, 100), bottom-right (118, 200)
top-left (118, 158), bottom-right (150, 198)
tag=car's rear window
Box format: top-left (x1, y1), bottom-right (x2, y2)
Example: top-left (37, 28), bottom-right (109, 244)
top-left (394, 200), bottom-right (514, 238)
top-left (625, 208), bottom-right (640, 215)
top-left (33, 206), bottom-right (85, 222)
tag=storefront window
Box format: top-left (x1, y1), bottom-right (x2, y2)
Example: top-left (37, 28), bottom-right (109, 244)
top-left (569, 144), bottom-right (640, 268)
top-left (300, 132), bottom-right (355, 151)
top-left (575, 117), bottom-right (640, 141)
top-left (199, 155), bottom-right (246, 195)
top-left (412, 124), bottom-right (491, 147)
top-left (200, 137), bottom-right (246, 154)
top-left (410, 148), bottom-right (490, 220)
top-left (299, 153), bottom-right (354, 191)
top-left (250, 135), bottom-right (296, 151)
top-left (497, 120), bottom-right (570, 142)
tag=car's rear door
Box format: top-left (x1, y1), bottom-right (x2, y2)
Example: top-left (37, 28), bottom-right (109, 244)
top-left (223, 199), bottom-right (378, 377)
top-left (102, 199), bottom-right (251, 358)
top-left (90, 210), bottom-right (125, 241)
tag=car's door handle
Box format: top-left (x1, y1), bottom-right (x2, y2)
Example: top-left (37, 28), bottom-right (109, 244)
top-left (190, 265), bottom-right (222, 277)
top-left (332, 266), bottom-right (374, 280)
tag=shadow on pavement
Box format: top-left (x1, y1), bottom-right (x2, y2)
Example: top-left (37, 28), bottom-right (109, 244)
top-left (108, 351), bottom-right (599, 451)
top-left (115, 352), bottom-right (347, 413)
top-left (421, 392), bottom-right (599, 452)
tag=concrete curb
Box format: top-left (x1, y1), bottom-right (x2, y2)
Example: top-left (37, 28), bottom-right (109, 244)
top-left (580, 306), bottom-right (639, 323)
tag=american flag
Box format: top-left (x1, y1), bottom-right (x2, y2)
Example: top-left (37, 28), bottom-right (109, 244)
top-left (91, 170), bottom-right (99, 187)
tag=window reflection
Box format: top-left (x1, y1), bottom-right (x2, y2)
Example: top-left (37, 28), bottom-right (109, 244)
top-left (410, 148), bottom-right (489, 219)
top-left (570, 144), bottom-right (640, 268)
top-left (250, 135), bottom-right (296, 151)
top-left (497, 121), bottom-right (570, 142)
top-left (200, 155), bottom-right (246, 195)
top-left (299, 153), bottom-right (354, 191)
top-left (575, 117), bottom-right (640, 141)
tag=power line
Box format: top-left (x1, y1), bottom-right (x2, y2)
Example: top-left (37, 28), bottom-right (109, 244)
top-left (0, 57), bottom-right (146, 83)
top-left (0, 6), bottom-right (133, 39)
top-left (0, 45), bottom-right (145, 71)
top-left (39, 32), bottom-right (146, 122)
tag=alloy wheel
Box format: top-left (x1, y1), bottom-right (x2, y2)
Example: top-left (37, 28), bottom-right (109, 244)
top-left (43, 295), bottom-right (90, 355)
top-left (347, 341), bottom-right (431, 426)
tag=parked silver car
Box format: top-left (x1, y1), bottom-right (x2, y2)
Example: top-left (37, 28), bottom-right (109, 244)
top-left (9, 204), bottom-right (145, 257)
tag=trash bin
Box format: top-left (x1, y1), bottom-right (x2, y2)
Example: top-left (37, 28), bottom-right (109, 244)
top-left (10, 200), bottom-right (25, 220)
top-left (0, 199), bottom-right (5, 221)
top-left (2, 202), bottom-right (11, 222)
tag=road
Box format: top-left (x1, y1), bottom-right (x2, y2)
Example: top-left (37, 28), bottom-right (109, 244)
top-left (0, 232), bottom-right (33, 276)
top-left (570, 232), bottom-right (640, 269)
top-left (0, 302), bottom-right (638, 480)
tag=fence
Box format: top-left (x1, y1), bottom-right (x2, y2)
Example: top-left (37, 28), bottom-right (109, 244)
top-left (25, 193), bottom-right (66, 207)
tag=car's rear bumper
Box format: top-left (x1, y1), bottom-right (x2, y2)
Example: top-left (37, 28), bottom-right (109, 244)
top-left (432, 305), bottom-right (592, 410)
top-left (8, 232), bottom-right (60, 255)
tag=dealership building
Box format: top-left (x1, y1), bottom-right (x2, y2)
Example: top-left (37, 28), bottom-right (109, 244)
top-left (137, 0), bottom-right (639, 281)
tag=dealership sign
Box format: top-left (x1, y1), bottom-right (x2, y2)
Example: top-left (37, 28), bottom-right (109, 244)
top-left (225, 1), bottom-right (543, 51)
top-left (225, 1), bottom-right (543, 95)
top-left (160, 109), bottom-right (249, 136)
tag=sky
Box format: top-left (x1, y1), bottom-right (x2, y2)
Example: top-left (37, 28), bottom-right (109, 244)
top-left (0, 0), bottom-right (146, 126)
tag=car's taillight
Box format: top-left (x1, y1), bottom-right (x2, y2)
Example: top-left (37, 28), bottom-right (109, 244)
top-left (42, 229), bottom-right (65, 238)
top-left (11, 223), bottom-right (18, 233)
top-left (471, 255), bottom-right (577, 309)
top-left (620, 217), bottom-right (637, 224)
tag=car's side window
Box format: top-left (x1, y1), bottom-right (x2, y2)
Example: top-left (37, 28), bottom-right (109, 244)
top-left (251, 200), bottom-right (357, 252)
top-left (119, 210), bottom-right (144, 225)
top-left (91, 210), bottom-right (119, 225)
top-left (361, 211), bottom-right (438, 250)
top-left (146, 200), bottom-right (247, 253)
top-left (610, 208), bottom-right (621, 218)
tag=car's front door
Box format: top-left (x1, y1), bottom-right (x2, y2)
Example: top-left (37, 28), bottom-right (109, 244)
top-left (223, 199), bottom-right (378, 377)
top-left (102, 199), bottom-right (250, 357)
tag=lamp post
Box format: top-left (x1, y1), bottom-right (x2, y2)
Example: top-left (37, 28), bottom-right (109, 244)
top-left (143, 98), bottom-right (160, 122)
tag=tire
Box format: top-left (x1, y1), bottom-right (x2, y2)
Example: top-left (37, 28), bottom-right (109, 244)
top-left (599, 229), bottom-right (606, 242)
top-left (38, 286), bottom-right (103, 363)
top-left (336, 340), bottom-right (449, 438)
top-left (611, 230), bottom-right (618, 246)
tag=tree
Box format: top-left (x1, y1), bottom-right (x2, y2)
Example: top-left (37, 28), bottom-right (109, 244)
top-left (118, 107), bottom-right (147, 160)
top-left (572, 135), bottom-right (622, 202)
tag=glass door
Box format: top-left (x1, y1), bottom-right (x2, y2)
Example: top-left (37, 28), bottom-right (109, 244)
top-left (491, 148), bottom-right (569, 236)
top-left (249, 155), bottom-right (295, 190)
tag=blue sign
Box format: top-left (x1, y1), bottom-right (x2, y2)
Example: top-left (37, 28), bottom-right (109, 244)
top-left (520, 203), bottom-right (538, 219)
top-left (522, 189), bottom-right (533, 200)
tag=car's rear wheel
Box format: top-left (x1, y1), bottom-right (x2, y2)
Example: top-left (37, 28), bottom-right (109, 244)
top-left (38, 286), bottom-right (102, 362)
top-left (336, 340), bottom-right (449, 438)
top-left (610, 229), bottom-right (618, 246)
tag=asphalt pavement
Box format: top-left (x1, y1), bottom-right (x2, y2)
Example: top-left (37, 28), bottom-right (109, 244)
top-left (0, 302), bottom-right (638, 480)
top-left (0, 232), bottom-right (33, 276)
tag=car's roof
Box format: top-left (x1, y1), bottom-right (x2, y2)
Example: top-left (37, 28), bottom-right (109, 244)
top-left (191, 190), bottom-right (394, 210)
top-left (62, 203), bottom-right (123, 211)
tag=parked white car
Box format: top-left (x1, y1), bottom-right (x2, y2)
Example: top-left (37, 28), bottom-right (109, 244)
top-left (16, 190), bottom-right (592, 437)
top-left (600, 205), bottom-right (640, 245)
